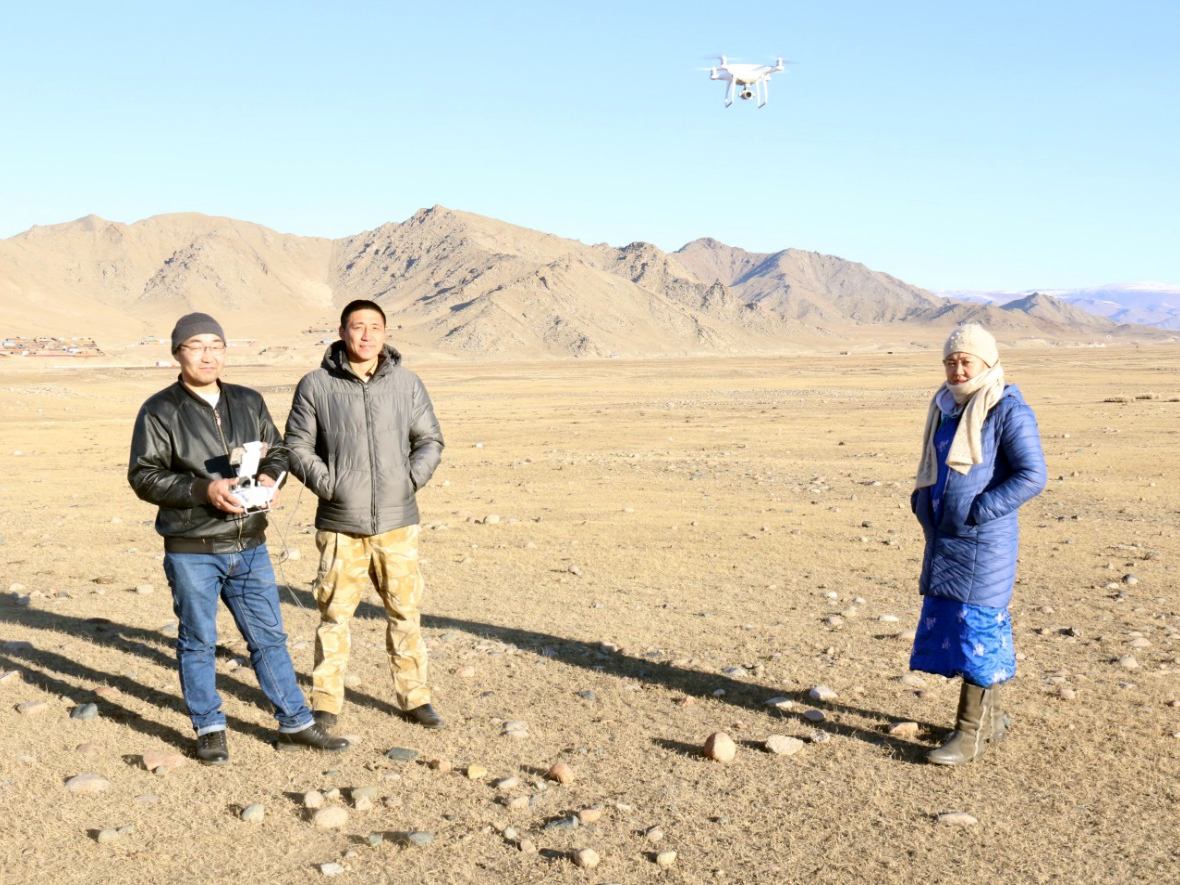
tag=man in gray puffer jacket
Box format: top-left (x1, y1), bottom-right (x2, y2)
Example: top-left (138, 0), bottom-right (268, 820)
top-left (285, 300), bottom-right (445, 730)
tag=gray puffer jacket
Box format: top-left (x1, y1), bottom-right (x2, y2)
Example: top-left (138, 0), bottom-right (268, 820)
top-left (284, 343), bottom-right (444, 535)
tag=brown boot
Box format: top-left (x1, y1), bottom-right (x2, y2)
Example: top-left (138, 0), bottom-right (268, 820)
top-left (926, 681), bottom-right (994, 765)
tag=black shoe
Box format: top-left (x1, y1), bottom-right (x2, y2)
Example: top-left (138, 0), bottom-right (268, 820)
top-left (313, 710), bottom-right (338, 730)
top-left (277, 722), bottom-right (350, 752)
top-left (404, 703), bottom-right (445, 730)
top-left (196, 730), bottom-right (229, 765)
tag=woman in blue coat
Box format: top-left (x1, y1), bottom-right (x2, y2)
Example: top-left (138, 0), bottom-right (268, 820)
top-left (909, 323), bottom-right (1047, 765)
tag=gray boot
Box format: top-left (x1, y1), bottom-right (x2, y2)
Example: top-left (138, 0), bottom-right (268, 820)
top-left (926, 681), bottom-right (994, 765)
top-left (989, 684), bottom-right (1012, 742)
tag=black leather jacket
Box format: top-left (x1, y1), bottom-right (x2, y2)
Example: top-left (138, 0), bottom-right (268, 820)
top-left (128, 379), bottom-right (287, 553)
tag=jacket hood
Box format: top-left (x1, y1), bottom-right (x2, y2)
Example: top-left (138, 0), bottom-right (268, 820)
top-left (321, 341), bottom-right (403, 379)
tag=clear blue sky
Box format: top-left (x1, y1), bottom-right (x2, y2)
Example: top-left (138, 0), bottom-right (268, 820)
top-left (2, 1), bottom-right (1176, 291)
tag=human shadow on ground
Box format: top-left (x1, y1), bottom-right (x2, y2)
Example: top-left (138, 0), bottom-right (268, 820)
top-left (0, 593), bottom-right (401, 750)
top-left (279, 586), bottom-right (940, 762)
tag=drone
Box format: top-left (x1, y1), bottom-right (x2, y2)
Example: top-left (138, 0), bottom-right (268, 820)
top-left (709, 55), bottom-right (786, 108)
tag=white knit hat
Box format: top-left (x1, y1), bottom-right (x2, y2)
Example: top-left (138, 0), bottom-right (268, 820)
top-left (943, 323), bottom-right (999, 367)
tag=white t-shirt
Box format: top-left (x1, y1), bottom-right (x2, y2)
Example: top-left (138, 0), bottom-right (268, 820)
top-left (196, 390), bottom-right (220, 408)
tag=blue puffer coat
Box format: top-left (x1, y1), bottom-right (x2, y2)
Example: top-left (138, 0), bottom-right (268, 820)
top-left (911, 385), bottom-right (1047, 609)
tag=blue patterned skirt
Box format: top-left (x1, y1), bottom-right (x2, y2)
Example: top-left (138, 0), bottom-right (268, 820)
top-left (909, 595), bottom-right (1016, 687)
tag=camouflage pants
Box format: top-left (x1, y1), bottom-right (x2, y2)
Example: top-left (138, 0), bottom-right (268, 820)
top-left (311, 524), bottom-right (430, 713)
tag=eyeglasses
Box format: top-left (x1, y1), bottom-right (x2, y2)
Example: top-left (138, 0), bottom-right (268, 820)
top-left (180, 344), bottom-right (227, 355)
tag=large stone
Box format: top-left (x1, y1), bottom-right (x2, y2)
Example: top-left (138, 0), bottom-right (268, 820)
top-left (888, 721), bottom-right (920, 738)
top-left (808, 685), bottom-right (837, 702)
top-left (546, 761), bottom-right (575, 784)
top-left (384, 746), bottom-right (419, 763)
top-left (764, 735), bottom-right (804, 756)
top-left (240, 804), bottom-right (265, 823)
top-left (16, 700), bottom-right (49, 716)
top-left (936, 812), bottom-right (978, 827)
top-left (703, 732), bottom-right (736, 763)
top-left (65, 773), bottom-right (111, 795)
top-left (142, 751), bottom-right (187, 774)
top-left (572, 848), bottom-right (600, 869)
top-left (313, 807), bottom-right (349, 829)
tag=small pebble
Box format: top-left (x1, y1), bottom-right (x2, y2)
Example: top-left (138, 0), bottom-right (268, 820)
top-left (400, 831), bottom-right (434, 847)
top-left (937, 812), bottom-right (978, 827)
top-left (572, 848), bottom-right (600, 869)
top-left (703, 732), bottom-right (736, 763)
top-left (1118, 655), bottom-right (1140, 670)
top-left (304, 790), bottom-right (325, 809)
top-left (645, 826), bottom-right (665, 843)
top-left (65, 773), bottom-right (110, 795)
top-left (313, 807), bottom-right (349, 830)
top-left (803, 709), bottom-right (826, 723)
top-left (385, 747), bottom-right (420, 763)
top-left (808, 685), bottom-right (837, 702)
top-left (142, 751), bottom-right (186, 774)
top-left (16, 700), bottom-right (49, 716)
top-left (657, 850), bottom-right (678, 868)
top-left (319, 862), bottom-right (345, 877)
top-left (546, 761), bottom-right (575, 784)
top-left (578, 805), bottom-right (605, 824)
top-left (466, 764), bottom-right (488, 780)
top-left (764, 735), bottom-right (805, 756)
top-left (493, 776), bottom-right (519, 790)
top-left (76, 743), bottom-right (100, 757)
top-left (888, 722), bottom-right (920, 738)
top-left (366, 832), bottom-right (384, 847)
top-left (240, 804), bottom-right (265, 823)
top-left (134, 584), bottom-right (154, 595)
top-left (427, 758), bottom-right (452, 772)
top-left (519, 839), bottom-right (537, 855)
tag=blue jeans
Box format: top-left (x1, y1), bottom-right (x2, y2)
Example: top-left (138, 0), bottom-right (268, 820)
top-left (162, 544), bottom-right (313, 736)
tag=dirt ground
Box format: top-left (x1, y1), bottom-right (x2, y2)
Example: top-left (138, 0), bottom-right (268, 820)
top-left (1, 347), bottom-right (1177, 884)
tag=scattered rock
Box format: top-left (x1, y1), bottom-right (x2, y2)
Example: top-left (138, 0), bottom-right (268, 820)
top-left (1057, 686), bottom-right (1076, 701)
top-left (343, 673), bottom-right (362, 689)
top-left (764, 735), bottom-right (804, 756)
top-left (936, 812), bottom-right (978, 827)
top-left (427, 758), bottom-right (452, 773)
top-left (312, 807), bottom-right (349, 830)
top-left (519, 839), bottom-right (537, 855)
top-left (1122, 574), bottom-right (1139, 586)
top-left (764, 696), bottom-right (794, 711)
top-left (397, 831), bottom-right (434, 847)
top-left (457, 665), bottom-right (477, 679)
top-left (501, 720), bottom-right (529, 739)
top-left (75, 742), bottom-right (100, 757)
top-left (545, 815), bottom-right (579, 831)
top-left (65, 773), bottom-right (110, 795)
top-left (142, 751), bottom-right (186, 774)
top-left (887, 721), bottom-right (920, 739)
top-left (568, 564), bottom-right (582, 576)
top-left (353, 796), bottom-right (373, 812)
top-left (319, 862), bottom-right (345, 877)
top-left (93, 686), bottom-right (121, 701)
top-left (572, 848), bottom-right (600, 869)
top-left (506, 796), bottom-right (531, 811)
top-left (134, 584), bottom-right (154, 596)
top-left (802, 709), bottom-right (826, 723)
top-left (824, 615), bottom-right (845, 628)
top-left (657, 850), bottom-right (678, 868)
top-left (1129, 637), bottom-right (1152, 649)
top-left (703, 732), bottom-right (736, 763)
top-left (493, 776), bottom-right (520, 790)
top-left (240, 804), bottom-right (265, 823)
top-left (899, 673), bottom-right (925, 688)
top-left (96, 826), bottom-right (132, 844)
top-left (576, 689), bottom-right (597, 702)
top-left (546, 761), bottom-right (575, 784)
top-left (578, 805), bottom-right (605, 824)
top-left (466, 764), bottom-right (488, 780)
top-left (483, 514), bottom-right (501, 525)
top-left (385, 746), bottom-right (420, 763)
top-left (1117, 655), bottom-right (1140, 670)
top-left (134, 794), bottom-right (159, 807)
top-left (303, 790), bottom-right (325, 810)
top-left (808, 685), bottom-right (837, 702)
top-left (0, 670), bottom-right (21, 686)
top-left (878, 614), bottom-right (899, 623)
top-left (366, 832), bottom-right (384, 847)
top-left (645, 825), bottom-right (665, 843)
top-left (70, 703), bottom-right (99, 720)
top-left (16, 700), bottom-right (49, 716)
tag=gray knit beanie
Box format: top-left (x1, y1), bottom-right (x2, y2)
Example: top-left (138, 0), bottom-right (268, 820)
top-left (171, 313), bottom-right (226, 352)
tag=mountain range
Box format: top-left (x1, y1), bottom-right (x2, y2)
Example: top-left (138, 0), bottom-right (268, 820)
top-left (0, 207), bottom-right (1170, 360)
top-left (941, 283), bottom-right (1180, 330)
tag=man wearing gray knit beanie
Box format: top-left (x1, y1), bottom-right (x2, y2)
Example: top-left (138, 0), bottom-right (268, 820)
top-left (128, 313), bottom-right (349, 763)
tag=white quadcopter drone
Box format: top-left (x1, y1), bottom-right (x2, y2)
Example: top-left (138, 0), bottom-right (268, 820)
top-left (709, 55), bottom-right (786, 108)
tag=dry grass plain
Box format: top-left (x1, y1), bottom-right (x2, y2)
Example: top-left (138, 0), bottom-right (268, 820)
top-left (1, 346), bottom-right (1178, 884)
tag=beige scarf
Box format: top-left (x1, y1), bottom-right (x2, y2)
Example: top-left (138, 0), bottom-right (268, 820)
top-left (915, 362), bottom-right (1006, 488)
